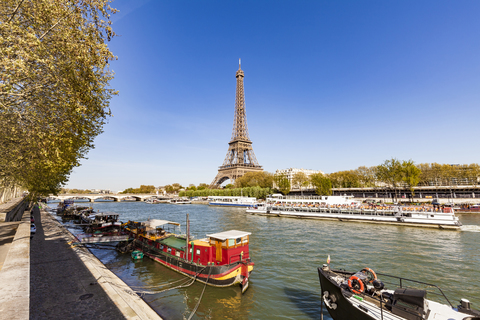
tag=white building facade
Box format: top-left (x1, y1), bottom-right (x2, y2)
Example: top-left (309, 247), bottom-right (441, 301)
top-left (274, 168), bottom-right (325, 190)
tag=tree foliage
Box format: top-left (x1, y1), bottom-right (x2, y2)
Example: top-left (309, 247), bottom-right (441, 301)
top-left (121, 185), bottom-right (155, 194)
top-left (401, 160), bottom-right (421, 196)
top-left (292, 172), bottom-right (308, 189)
top-left (329, 170), bottom-right (361, 188)
top-left (273, 173), bottom-right (291, 195)
top-left (309, 173), bottom-right (332, 196)
top-left (417, 163), bottom-right (480, 186)
top-left (0, 0), bottom-right (117, 198)
top-left (234, 171), bottom-right (274, 189)
top-left (179, 186), bottom-right (273, 199)
top-left (164, 183), bottom-right (183, 194)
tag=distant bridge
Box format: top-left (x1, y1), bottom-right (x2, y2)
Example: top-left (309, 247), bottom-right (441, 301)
top-left (49, 194), bottom-right (171, 202)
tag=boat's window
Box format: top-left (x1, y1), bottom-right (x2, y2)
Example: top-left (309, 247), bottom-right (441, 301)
top-left (236, 238), bottom-right (242, 244)
top-left (160, 245), bottom-right (164, 250)
top-left (228, 239), bottom-right (235, 247)
top-left (196, 249), bottom-right (200, 255)
top-left (175, 251), bottom-right (180, 257)
top-left (167, 247), bottom-right (171, 253)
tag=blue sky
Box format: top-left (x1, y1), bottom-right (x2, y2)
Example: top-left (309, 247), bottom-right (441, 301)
top-left (66, 0), bottom-right (480, 192)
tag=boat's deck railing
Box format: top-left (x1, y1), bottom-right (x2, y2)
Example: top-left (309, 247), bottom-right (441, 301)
top-left (264, 205), bottom-right (455, 217)
top-left (375, 271), bottom-right (453, 308)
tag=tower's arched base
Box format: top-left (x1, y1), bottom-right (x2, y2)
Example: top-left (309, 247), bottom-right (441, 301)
top-left (210, 166), bottom-right (263, 188)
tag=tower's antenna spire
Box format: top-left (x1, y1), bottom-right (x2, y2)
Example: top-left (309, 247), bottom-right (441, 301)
top-left (239, 58), bottom-right (241, 69)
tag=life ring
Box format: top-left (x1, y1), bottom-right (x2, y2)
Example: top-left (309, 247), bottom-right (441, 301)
top-left (361, 267), bottom-right (377, 283)
top-left (348, 275), bottom-right (365, 294)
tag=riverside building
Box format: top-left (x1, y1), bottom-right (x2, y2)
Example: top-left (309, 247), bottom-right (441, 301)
top-left (275, 168), bottom-right (324, 190)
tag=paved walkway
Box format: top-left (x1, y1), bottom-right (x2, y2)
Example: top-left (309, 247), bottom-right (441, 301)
top-left (29, 206), bottom-right (162, 320)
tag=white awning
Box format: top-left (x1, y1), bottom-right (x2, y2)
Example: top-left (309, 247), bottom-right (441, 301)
top-left (206, 230), bottom-right (251, 241)
top-left (142, 219), bottom-right (180, 228)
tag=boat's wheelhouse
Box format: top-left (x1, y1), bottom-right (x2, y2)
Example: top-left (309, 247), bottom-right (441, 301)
top-left (205, 230), bottom-right (251, 265)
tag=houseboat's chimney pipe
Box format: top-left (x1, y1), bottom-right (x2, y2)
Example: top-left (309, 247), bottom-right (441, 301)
top-left (186, 213), bottom-right (189, 258)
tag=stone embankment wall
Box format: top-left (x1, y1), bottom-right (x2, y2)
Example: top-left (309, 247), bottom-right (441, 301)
top-left (0, 186), bottom-right (24, 204)
top-left (0, 197), bottom-right (29, 222)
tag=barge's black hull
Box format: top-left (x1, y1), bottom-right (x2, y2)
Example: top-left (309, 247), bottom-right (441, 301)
top-left (318, 267), bottom-right (375, 320)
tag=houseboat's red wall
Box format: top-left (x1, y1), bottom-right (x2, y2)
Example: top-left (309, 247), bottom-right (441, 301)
top-left (219, 244), bottom-right (249, 265)
top-left (188, 245), bottom-right (214, 265)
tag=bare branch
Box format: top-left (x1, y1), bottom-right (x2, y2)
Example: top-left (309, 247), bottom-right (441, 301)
top-left (38, 7), bottom-right (76, 41)
top-left (6, 0), bottom-right (26, 23)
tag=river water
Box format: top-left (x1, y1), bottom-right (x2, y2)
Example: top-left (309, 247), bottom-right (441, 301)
top-left (48, 201), bottom-right (480, 320)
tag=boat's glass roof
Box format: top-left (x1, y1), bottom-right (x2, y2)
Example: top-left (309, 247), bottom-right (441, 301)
top-left (159, 236), bottom-right (187, 250)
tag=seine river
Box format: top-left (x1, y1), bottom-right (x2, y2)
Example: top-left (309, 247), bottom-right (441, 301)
top-left (48, 201), bottom-right (480, 320)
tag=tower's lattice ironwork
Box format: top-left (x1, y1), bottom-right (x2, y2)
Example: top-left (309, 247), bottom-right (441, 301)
top-left (210, 61), bottom-right (263, 188)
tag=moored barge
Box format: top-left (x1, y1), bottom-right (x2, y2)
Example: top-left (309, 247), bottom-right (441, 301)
top-left (121, 218), bottom-right (254, 292)
top-left (318, 264), bottom-right (480, 320)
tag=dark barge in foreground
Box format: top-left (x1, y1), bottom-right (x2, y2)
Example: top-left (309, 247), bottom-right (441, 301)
top-left (318, 264), bottom-right (480, 320)
top-left (120, 219), bottom-right (254, 292)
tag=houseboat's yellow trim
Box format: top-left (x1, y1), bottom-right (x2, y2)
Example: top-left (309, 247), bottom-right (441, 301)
top-left (215, 264), bottom-right (254, 280)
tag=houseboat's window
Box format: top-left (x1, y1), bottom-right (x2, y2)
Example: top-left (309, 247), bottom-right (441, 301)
top-left (236, 238), bottom-right (242, 245)
top-left (160, 245), bottom-right (164, 250)
top-left (167, 247), bottom-right (172, 253)
top-left (196, 249), bottom-right (200, 255)
top-left (175, 251), bottom-right (180, 257)
top-left (228, 239), bottom-right (235, 247)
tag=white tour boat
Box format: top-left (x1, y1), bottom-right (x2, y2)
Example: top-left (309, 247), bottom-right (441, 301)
top-left (208, 196), bottom-right (258, 207)
top-left (245, 196), bottom-right (462, 230)
top-left (169, 198), bottom-right (192, 204)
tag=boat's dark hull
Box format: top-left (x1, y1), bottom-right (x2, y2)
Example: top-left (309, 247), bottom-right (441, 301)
top-left (318, 267), bottom-right (376, 320)
top-left (136, 239), bottom-right (253, 287)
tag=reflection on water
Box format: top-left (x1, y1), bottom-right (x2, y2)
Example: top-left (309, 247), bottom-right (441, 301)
top-left (49, 202), bottom-right (480, 320)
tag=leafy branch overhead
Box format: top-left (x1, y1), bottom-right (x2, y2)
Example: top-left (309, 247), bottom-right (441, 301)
top-left (0, 0), bottom-right (118, 197)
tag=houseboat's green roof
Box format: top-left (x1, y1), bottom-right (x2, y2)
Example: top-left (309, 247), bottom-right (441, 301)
top-left (158, 236), bottom-right (186, 251)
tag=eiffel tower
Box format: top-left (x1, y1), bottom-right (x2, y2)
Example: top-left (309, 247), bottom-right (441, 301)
top-left (210, 60), bottom-right (263, 188)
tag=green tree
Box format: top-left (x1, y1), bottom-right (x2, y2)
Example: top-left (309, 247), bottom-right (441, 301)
top-left (234, 171), bottom-right (274, 188)
top-left (329, 170), bottom-right (360, 188)
top-left (197, 183), bottom-right (209, 190)
top-left (401, 160), bottom-right (421, 197)
top-left (292, 172), bottom-right (309, 195)
top-left (139, 185), bottom-right (155, 194)
top-left (274, 173), bottom-right (290, 195)
top-left (376, 158), bottom-right (404, 202)
top-left (355, 166), bottom-right (377, 187)
top-left (467, 164), bottom-right (480, 186)
top-left (0, 0), bottom-right (117, 198)
top-left (309, 173), bottom-right (332, 196)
